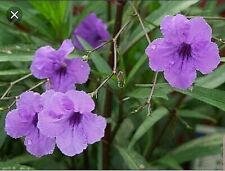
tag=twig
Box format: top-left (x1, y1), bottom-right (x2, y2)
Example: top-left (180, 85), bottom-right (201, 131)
top-left (89, 73), bottom-right (114, 98)
top-left (0, 80), bottom-right (46, 111)
top-left (89, 19), bottom-right (131, 98)
top-left (103, 0), bottom-right (126, 169)
top-left (213, 36), bottom-right (225, 44)
top-left (187, 16), bottom-right (225, 20)
top-left (27, 80), bottom-right (46, 91)
top-left (130, 2), bottom-right (158, 115)
top-left (0, 73), bottom-right (32, 99)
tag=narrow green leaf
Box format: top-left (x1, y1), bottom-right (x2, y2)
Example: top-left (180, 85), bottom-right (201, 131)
top-left (170, 133), bottom-right (223, 163)
top-left (116, 145), bottom-right (152, 169)
top-left (177, 86), bottom-right (225, 111)
top-left (127, 84), bottom-right (172, 100)
top-left (0, 112), bottom-right (7, 149)
top-left (0, 69), bottom-right (29, 76)
top-left (0, 54), bottom-right (32, 62)
top-left (4, 154), bottom-right (39, 164)
top-left (156, 155), bottom-right (183, 169)
top-left (196, 64), bottom-right (225, 88)
top-left (129, 107), bottom-right (168, 148)
top-left (0, 163), bottom-right (34, 170)
top-left (126, 54), bottom-right (147, 85)
top-left (179, 110), bottom-right (216, 123)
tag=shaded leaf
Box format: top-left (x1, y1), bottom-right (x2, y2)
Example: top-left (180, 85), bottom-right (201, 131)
top-left (129, 107), bottom-right (168, 148)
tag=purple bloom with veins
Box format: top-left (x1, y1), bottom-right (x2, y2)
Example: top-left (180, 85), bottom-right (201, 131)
top-left (145, 14), bottom-right (220, 89)
top-left (30, 39), bottom-right (90, 92)
top-left (73, 12), bottom-right (110, 50)
top-left (37, 90), bottom-right (106, 156)
top-left (5, 91), bottom-right (55, 157)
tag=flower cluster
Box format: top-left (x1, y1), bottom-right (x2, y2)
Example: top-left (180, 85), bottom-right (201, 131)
top-left (5, 12), bottom-right (109, 157)
top-left (5, 90), bottom-right (106, 157)
top-left (145, 14), bottom-right (220, 89)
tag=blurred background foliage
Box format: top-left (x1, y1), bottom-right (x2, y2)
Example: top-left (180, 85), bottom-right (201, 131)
top-left (0, 0), bottom-right (225, 170)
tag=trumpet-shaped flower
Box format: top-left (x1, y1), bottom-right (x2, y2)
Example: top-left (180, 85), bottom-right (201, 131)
top-left (5, 92), bottom-right (55, 157)
top-left (73, 12), bottom-right (110, 50)
top-left (30, 39), bottom-right (90, 92)
top-left (145, 14), bottom-right (220, 89)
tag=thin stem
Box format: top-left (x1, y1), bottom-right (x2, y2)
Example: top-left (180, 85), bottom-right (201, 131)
top-left (89, 19), bottom-right (131, 98)
top-left (103, 0), bottom-right (126, 169)
top-left (146, 72), bottom-right (158, 115)
top-left (89, 73), bottom-right (114, 98)
top-left (187, 16), bottom-right (225, 20)
top-left (213, 36), bottom-right (225, 44)
top-left (27, 80), bottom-right (46, 91)
top-left (130, 1), bottom-right (158, 114)
top-left (129, 1), bottom-right (150, 44)
top-left (0, 80), bottom-right (46, 111)
top-left (0, 73), bottom-right (32, 99)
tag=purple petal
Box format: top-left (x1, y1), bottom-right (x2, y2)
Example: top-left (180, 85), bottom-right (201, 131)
top-left (66, 90), bottom-right (95, 113)
top-left (187, 17), bottom-right (212, 44)
top-left (30, 46), bottom-right (55, 79)
top-left (5, 110), bottom-right (34, 138)
top-left (66, 58), bottom-right (90, 84)
top-left (160, 14), bottom-right (189, 44)
top-left (81, 113), bottom-right (106, 144)
top-left (56, 124), bottom-right (88, 156)
top-left (193, 42), bottom-right (220, 74)
top-left (145, 38), bottom-right (177, 71)
top-left (17, 91), bottom-right (42, 116)
top-left (56, 39), bottom-right (74, 59)
top-left (41, 90), bottom-right (73, 114)
top-left (24, 128), bottom-right (55, 157)
top-left (164, 57), bottom-right (196, 89)
top-left (37, 109), bottom-right (70, 137)
top-left (73, 12), bottom-right (110, 49)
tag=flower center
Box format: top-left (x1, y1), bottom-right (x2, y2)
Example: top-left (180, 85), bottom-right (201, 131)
top-left (178, 43), bottom-right (192, 59)
top-left (56, 65), bottom-right (67, 76)
top-left (32, 113), bottom-right (38, 127)
top-left (69, 112), bottom-right (82, 126)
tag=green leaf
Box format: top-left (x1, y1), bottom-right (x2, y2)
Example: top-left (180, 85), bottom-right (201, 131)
top-left (0, 163), bottom-right (34, 170)
top-left (115, 145), bottom-right (153, 169)
top-left (127, 84), bottom-right (172, 100)
top-left (0, 54), bottom-right (32, 62)
top-left (0, 112), bottom-right (7, 149)
top-left (164, 133), bottom-right (224, 163)
top-left (176, 86), bottom-right (225, 111)
top-left (3, 154), bottom-right (39, 164)
top-left (196, 64), bottom-right (225, 88)
top-left (156, 155), bottom-right (183, 169)
top-left (179, 110), bottom-right (216, 123)
top-left (126, 54), bottom-right (147, 85)
top-left (0, 69), bottom-right (29, 76)
top-left (129, 107), bottom-right (168, 148)
top-left (123, 0), bottom-right (199, 53)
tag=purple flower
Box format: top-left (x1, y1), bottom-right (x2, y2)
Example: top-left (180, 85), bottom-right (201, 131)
top-left (5, 92), bottom-right (55, 157)
top-left (145, 14), bottom-right (220, 89)
top-left (73, 12), bottom-right (110, 50)
top-left (30, 39), bottom-right (90, 92)
top-left (37, 90), bottom-right (106, 156)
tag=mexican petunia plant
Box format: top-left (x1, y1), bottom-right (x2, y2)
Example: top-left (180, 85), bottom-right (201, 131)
top-left (1, 1), bottom-right (225, 169)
